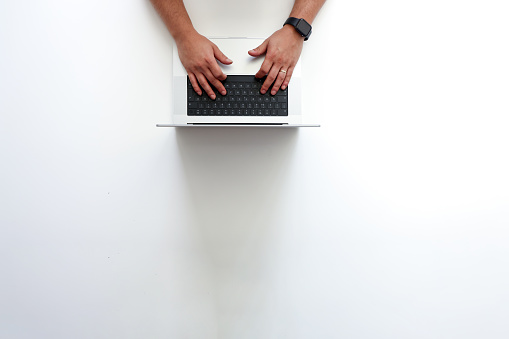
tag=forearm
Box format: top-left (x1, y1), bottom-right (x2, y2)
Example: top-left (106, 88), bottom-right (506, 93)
top-left (149, 0), bottom-right (197, 43)
top-left (289, 0), bottom-right (326, 23)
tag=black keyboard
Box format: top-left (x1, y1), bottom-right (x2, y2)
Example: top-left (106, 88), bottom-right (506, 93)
top-left (187, 75), bottom-right (288, 116)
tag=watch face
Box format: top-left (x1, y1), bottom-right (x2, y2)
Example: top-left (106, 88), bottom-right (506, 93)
top-left (296, 19), bottom-right (312, 36)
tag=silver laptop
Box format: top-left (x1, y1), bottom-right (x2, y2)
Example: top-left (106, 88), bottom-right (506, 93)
top-left (157, 37), bottom-right (319, 128)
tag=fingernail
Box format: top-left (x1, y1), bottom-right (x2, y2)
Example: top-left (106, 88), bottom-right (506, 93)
top-left (281, 85), bottom-right (286, 90)
top-left (211, 94), bottom-right (216, 99)
top-left (271, 90), bottom-right (276, 95)
top-left (226, 58), bottom-right (232, 63)
top-left (221, 90), bottom-right (226, 95)
top-left (260, 89), bottom-right (266, 94)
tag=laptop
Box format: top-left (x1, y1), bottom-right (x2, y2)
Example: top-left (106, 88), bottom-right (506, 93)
top-left (156, 37), bottom-right (319, 127)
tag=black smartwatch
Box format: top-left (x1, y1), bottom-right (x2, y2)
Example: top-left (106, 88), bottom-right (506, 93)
top-left (284, 17), bottom-right (312, 41)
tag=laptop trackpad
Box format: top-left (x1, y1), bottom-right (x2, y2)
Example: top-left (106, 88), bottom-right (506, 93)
top-left (210, 38), bottom-right (265, 75)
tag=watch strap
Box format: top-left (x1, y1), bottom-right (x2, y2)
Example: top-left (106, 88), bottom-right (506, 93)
top-left (284, 17), bottom-right (301, 28)
top-left (284, 17), bottom-right (312, 41)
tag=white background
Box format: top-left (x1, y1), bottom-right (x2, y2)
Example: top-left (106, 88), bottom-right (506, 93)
top-left (1, 0), bottom-right (509, 338)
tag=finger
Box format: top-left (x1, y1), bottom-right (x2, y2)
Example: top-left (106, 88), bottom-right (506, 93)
top-left (213, 44), bottom-right (233, 65)
top-left (204, 69), bottom-right (227, 96)
top-left (255, 57), bottom-right (272, 79)
top-left (188, 72), bottom-right (202, 96)
top-left (196, 73), bottom-right (216, 100)
top-left (270, 69), bottom-right (287, 95)
top-left (281, 66), bottom-right (294, 90)
top-left (208, 61), bottom-right (227, 82)
top-left (260, 64), bottom-right (281, 94)
top-left (248, 39), bottom-right (268, 57)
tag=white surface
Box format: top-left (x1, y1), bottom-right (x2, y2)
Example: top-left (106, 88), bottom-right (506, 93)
top-left (1, 0), bottom-right (509, 338)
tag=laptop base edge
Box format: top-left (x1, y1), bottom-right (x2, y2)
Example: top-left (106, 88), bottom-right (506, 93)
top-left (156, 124), bottom-right (320, 128)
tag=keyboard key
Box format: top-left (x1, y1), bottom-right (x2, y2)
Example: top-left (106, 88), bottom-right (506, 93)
top-left (187, 75), bottom-right (287, 116)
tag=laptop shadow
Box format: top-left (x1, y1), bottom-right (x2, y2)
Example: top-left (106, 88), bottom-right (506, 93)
top-left (175, 127), bottom-right (298, 334)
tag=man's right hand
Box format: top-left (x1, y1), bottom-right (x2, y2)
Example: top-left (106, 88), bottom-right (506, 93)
top-left (176, 33), bottom-right (232, 99)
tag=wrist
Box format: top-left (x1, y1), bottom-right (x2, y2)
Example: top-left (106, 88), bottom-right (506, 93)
top-left (173, 27), bottom-right (199, 46)
top-left (283, 17), bottom-right (312, 41)
top-left (282, 24), bottom-right (305, 41)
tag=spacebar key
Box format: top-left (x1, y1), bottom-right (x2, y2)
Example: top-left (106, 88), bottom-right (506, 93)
top-left (224, 75), bottom-right (255, 82)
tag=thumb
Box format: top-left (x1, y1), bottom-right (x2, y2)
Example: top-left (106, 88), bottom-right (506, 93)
top-left (213, 45), bottom-right (233, 65)
top-left (248, 40), bottom-right (268, 57)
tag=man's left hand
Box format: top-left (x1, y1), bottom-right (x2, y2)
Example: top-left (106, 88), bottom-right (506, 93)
top-left (248, 25), bottom-right (304, 95)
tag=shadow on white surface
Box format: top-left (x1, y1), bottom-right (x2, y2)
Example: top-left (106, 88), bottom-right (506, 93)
top-left (175, 128), bottom-right (298, 337)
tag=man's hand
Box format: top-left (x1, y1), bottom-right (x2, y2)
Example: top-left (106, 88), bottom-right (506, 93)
top-left (150, 0), bottom-right (325, 97)
top-left (248, 25), bottom-right (304, 95)
top-left (176, 33), bottom-right (233, 99)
